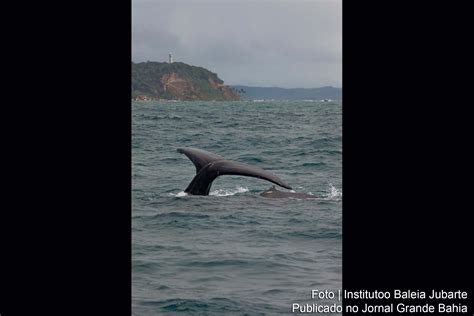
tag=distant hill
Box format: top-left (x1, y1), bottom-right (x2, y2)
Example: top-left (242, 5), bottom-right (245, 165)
top-left (230, 85), bottom-right (342, 100)
top-left (132, 61), bottom-right (240, 101)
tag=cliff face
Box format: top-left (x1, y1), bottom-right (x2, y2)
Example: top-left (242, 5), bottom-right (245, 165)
top-left (132, 61), bottom-right (240, 101)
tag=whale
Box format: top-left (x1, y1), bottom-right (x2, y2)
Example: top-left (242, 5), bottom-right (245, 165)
top-left (259, 185), bottom-right (317, 199)
top-left (177, 147), bottom-right (292, 195)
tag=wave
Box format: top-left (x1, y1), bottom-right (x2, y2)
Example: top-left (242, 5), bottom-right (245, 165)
top-left (149, 114), bottom-right (183, 120)
top-left (167, 186), bottom-right (249, 197)
top-left (323, 184), bottom-right (342, 201)
top-left (167, 191), bottom-right (188, 197)
top-left (244, 227), bottom-right (342, 240)
top-left (209, 186), bottom-right (249, 196)
top-left (138, 297), bottom-right (242, 312)
top-left (167, 185), bottom-right (339, 200)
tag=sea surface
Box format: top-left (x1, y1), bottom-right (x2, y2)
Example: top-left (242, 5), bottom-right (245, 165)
top-left (132, 100), bottom-right (342, 315)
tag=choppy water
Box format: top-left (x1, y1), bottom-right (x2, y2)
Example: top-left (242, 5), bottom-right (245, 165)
top-left (132, 100), bottom-right (342, 315)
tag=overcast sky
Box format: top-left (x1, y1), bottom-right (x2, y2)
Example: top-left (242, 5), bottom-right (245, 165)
top-left (132, 0), bottom-right (341, 88)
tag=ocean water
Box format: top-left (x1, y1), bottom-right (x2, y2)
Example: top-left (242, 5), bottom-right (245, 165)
top-left (132, 100), bottom-right (342, 315)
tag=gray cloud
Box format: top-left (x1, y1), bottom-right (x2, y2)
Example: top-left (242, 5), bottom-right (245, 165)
top-left (133, 0), bottom-right (341, 88)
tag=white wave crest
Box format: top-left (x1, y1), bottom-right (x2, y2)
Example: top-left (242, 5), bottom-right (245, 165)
top-left (168, 191), bottom-right (188, 197)
top-left (209, 186), bottom-right (249, 197)
top-left (324, 184), bottom-right (342, 200)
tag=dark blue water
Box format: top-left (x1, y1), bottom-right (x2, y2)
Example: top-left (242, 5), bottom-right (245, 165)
top-left (132, 100), bottom-right (342, 315)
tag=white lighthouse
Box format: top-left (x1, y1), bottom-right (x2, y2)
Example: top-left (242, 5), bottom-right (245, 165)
top-left (169, 52), bottom-right (173, 63)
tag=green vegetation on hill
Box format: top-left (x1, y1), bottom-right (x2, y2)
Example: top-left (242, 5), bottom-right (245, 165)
top-left (132, 61), bottom-right (239, 101)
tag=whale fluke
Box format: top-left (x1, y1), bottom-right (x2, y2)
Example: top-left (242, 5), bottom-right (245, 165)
top-left (177, 147), bottom-right (225, 173)
top-left (177, 147), bottom-right (292, 195)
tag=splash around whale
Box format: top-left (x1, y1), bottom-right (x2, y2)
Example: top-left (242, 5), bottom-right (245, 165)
top-left (177, 147), bottom-right (316, 198)
top-left (259, 186), bottom-right (317, 199)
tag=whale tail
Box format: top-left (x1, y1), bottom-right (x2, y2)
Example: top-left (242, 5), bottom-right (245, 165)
top-left (177, 147), bottom-right (292, 195)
